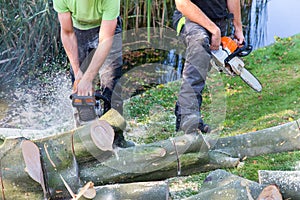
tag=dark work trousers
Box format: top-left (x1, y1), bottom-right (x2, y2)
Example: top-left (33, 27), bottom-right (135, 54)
top-left (71, 17), bottom-right (123, 114)
top-left (173, 10), bottom-right (227, 131)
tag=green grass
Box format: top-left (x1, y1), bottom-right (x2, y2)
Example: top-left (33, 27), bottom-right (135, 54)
top-left (221, 35), bottom-right (300, 136)
top-left (123, 34), bottom-right (300, 198)
top-left (227, 150), bottom-right (300, 181)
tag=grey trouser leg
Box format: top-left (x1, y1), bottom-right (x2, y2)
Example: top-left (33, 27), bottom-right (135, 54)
top-left (174, 16), bottom-right (212, 130)
top-left (173, 10), bottom-right (228, 132)
top-left (72, 17), bottom-right (123, 114)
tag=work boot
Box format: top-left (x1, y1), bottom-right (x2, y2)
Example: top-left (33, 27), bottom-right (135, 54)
top-left (176, 114), bottom-right (211, 134)
top-left (113, 130), bottom-right (135, 148)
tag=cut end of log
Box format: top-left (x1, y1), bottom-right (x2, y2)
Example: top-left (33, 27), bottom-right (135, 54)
top-left (90, 120), bottom-right (115, 152)
top-left (257, 185), bottom-right (283, 200)
top-left (74, 181), bottom-right (96, 199)
top-left (21, 140), bottom-right (43, 184)
top-left (82, 183), bottom-right (96, 199)
top-left (21, 140), bottom-right (47, 194)
top-left (99, 108), bottom-right (127, 131)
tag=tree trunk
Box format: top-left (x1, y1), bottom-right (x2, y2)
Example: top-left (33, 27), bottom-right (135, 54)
top-left (186, 169), bottom-right (264, 200)
top-left (211, 118), bottom-right (300, 158)
top-left (258, 170), bottom-right (300, 199)
top-left (93, 181), bottom-right (169, 200)
top-left (75, 110), bottom-right (240, 184)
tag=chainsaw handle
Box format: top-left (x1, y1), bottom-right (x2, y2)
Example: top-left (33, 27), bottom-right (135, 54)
top-left (237, 43), bottom-right (253, 57)
top-left (225, 41), bottom-right (252, 63)
top-left (94, 92), bottom-right (111, 113)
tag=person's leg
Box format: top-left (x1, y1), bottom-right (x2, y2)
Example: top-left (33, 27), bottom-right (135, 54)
top-left (99, 17), bottom-right (134, 148)
top-left (174, 17), bottom-right (212, 134)
top-left (99, 17), bottom-right (123, 114)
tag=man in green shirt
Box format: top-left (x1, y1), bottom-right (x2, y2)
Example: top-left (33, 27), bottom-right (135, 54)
top-left (53, 0), bottom-right (132, 147)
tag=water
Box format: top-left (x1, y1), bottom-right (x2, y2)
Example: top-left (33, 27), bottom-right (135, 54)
top-left (0, 71), bottom-right (74, 139)
top-left (250, 0), bottom-right (300, 49)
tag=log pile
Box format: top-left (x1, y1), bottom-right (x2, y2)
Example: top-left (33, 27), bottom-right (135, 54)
top-left (0, 109), bottom-right (299, 199)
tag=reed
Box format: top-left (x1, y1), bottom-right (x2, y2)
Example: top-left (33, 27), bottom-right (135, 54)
top-left (0, 0), bottom-right (61, 86)
top-left (120, 0), bottom-right (175, 30)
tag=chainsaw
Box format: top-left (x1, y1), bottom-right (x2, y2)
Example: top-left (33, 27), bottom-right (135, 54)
top-left (71, 92), bottom-right (111, 126)
top-left (211, 36), bottom-right (262, 92)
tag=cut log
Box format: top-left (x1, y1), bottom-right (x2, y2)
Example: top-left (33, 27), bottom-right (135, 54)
top-left (93, 181), bottom-right (169, 200)
top-left (212, 118), bottom-right (300, 158)
top-left (1, 115), bottom-right (300, 199)
top-left (0, 115), bottom-right (239, 198)
top-left (257, 185), bottom-right (283, 200)
top-left (186, 169), bottom-right (265, 200)
top-left (0, 138), bottom-right (45, 200)
top-left (79, 146), bottom-right (240, 185)
top-left (21, 140), bottom-right (46, 195)
top-left (258, 170), bottom-right (300, 199)
top-left (36, 130), bottom-right (80, 199)
top-left (0, 112), bottom-right (119, 199)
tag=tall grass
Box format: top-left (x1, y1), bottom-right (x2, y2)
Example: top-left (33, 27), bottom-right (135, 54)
top-left (0, 0), bottom-right (61, 87)
top-left (121, 0), bottom-right (175, 31)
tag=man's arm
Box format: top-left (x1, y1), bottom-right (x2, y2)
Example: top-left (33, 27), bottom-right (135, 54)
top-left (175, 0), bottom-right (221, 50)
top-left (77, 19), bottom-right (117, 96)
top-left (57, 12), bottom-right (81, 80)
top-left (227, 0), bottom-right (245, 44)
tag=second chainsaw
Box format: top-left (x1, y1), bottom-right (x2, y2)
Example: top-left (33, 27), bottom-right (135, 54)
top-left (211, 36), bottom-right (262, 92)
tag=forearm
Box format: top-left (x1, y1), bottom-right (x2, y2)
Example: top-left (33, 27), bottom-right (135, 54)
top-left (74, 19), bottom-right (117, 96)
top-left (175, 0), bottom-right (220, 35)
top-left (227, 0), bottom-right (243, 32)
top-left (82, 38), bottom-right (113, 82)
top-left (61, 29), bottom-right (80, 76)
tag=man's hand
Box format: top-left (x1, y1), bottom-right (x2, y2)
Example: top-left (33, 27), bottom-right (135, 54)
top-left (234, 29), bottom-right (245, 46)
top-left (72, 69), bottom-right (84, 94)
top-left (72, 69), bottom-right (93, 96)
top-left (76, 79), bottom-right (94, 96)
top-left (210, 27), bottom-right (222, 50)
top-left (75, 19), bottom-right (117, 96)
top-left (175, 0), bottom-right (222, 50)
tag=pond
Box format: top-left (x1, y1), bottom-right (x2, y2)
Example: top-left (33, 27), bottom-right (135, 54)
top-left (0, 0), bottom-right (299, 136)
top-left (248, 0), bottom-right (300, 49)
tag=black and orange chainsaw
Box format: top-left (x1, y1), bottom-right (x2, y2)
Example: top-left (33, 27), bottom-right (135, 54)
top-left (211, 36), bottom-right (262, 92)
top-left (71, 89), bottom-right (111, 126)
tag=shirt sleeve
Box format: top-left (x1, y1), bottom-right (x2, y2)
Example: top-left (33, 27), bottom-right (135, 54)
top-left (53, 0), bottom-right (70, 13)
top-left (102, 0), bottom-right (120, 20)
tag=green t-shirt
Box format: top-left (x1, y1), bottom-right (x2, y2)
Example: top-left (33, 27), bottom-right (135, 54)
top-left (53, 0), bottom-right (120, 30)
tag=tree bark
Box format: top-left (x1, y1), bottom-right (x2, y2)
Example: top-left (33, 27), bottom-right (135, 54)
top-left (93, 181), bottom-right (169, 200)
top-left (211, 118), bottom-right (300, 158)
top-left (76, 119), bottom-right (244, 184)
top-left (186, 169), bottom-right (265, 200)
top-left (258, 170), bottom-right (300, 199)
